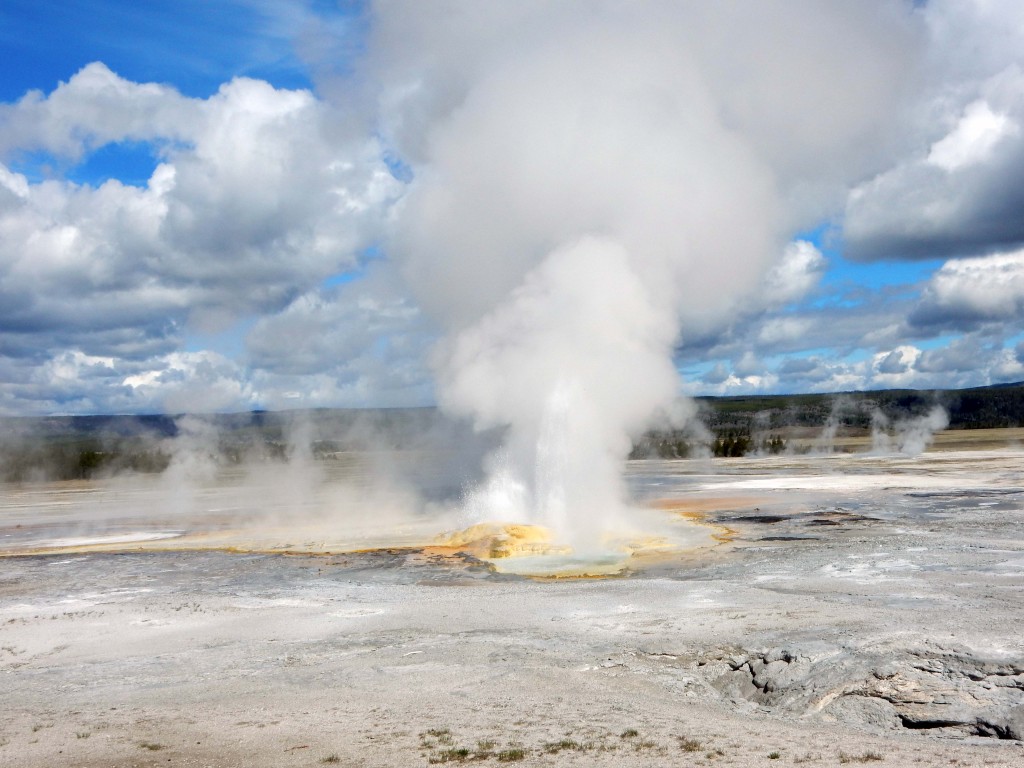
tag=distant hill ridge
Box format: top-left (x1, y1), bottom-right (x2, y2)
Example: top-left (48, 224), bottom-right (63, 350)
top-left (696, 380), bottom-right (1024, 432)
top-left (1, 382), bottom-right (1022, 481)
top-left (1, 381), bottom-right (1022, 437)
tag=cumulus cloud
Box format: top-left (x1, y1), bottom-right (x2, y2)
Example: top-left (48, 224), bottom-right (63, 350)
top-left (761, 241), bottom-right (827, 308)
top-left (993, 344), bottom-right (1024, 381)
top-left (911, 249), bottom-right (1024, 328)
top-left (126, 351), bottom-right (256, 414)
top-left (695, 371), bottom-right (780, 397)
top-left (764, 335), bottom-right (1024, 395)
top-left (927, 100), bottom-right (1019, 172)
top-left (0, 62), bottom-right (397, 361)
top-left (0, 62), bottom-right (196, 158)
top-left (0, 347), bottom-right (249, 415)
top-left (778, 356), bottom-right (823, 376)
top-left (844, 0), bottom-right (1024, 260)
top-left (877, 347), bottom-right (912, 374)
top-left (701, 362), bottom-right (731, 385)
top-left (916, 337), bottom-right (987, 374)
top-left (757, 316), bottom-right (814, 346)
top-left (0, 62), bottom-right (410, 414)
top-left (870, 345), bottom-right (924, 383)
top-left (733, 351), bottom-right (766, 378)
top-left (245, 265), bottom-right (434, 410)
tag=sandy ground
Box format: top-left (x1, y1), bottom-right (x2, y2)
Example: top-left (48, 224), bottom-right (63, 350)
top-left (2, 441), bottom-right (1024, 767)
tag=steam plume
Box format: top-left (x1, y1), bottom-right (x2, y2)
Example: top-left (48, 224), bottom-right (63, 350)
top-left (365, 1), bottom-right (920, 547)
top-left (871, 405), bottom-right (949, 456)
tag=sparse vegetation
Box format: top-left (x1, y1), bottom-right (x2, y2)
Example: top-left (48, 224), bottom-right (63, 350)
top-left (679, 737), bottom-right (703, 752)
top-left (413, 725), bottom-right (879, 766)
top-left (793, 753), bottom-right (821, 764)
top-left (76, 731), bottom-right (91, 739)
top-left (139, 741), bottom-right (165, 751)
top-left (320, 755), bottom-right (341, 764)
top-left (429, 747), bottom-right (472, 763)
top-left (840, 752), bottom-right (884, 763)
top-left (420, 727), bottom-right (457, 750)
top-left (543, 738), bottom-right (588, 754)
top-left (419, 730), bottom-right (538, 763)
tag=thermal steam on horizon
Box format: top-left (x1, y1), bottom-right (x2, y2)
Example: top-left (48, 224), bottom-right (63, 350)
top-left (870, 405), bottom-right (950, 456)
top-left (362, 1), bottom-right (921, 549)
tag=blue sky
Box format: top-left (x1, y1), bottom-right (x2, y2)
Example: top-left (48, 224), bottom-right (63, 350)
top-left (1, 1), bottom-right (1023, 416)
top-left (0, 0), bottom-right (323, 100)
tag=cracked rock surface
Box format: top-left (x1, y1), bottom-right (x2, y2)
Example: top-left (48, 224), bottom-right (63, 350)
top-left (688, 642), bottom-right (1024, 739)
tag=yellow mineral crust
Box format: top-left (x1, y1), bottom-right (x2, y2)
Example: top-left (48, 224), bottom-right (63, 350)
top-left (647, 497), bottom-right (746, 542)
top-left (429, 522), bottom-right (570, 559)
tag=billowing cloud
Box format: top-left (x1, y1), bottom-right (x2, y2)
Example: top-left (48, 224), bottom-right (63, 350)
top-left (761, 241), bottom-right (826, 308)
top-left (911, 249), bottom-right (1024, 328)
top-left (844, 0), bottom-right (1024, 261)
top-left (756, 316), bottom-right (814, 346)
top-left (926, 100), bottom-right (1019, 173)
top-left (701, 362), bottom-right (730, 385)
top-left (245, 265), bottom-right (434, 410)
top-left (916, 337), bottom-right (986, 374)
top-left (876, 347), bottom-right (912, 374)
top-left (0, 63), bottom-right (397, 361)
top-left (125, 351), bottom-right (256, 414)
top-left (764, 335), bottom-right (1024, 395)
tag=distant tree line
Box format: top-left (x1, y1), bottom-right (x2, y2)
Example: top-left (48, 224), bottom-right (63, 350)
top-left (1, 382), bottom-right (1022, 478)
top-left (0, 407), bottom-right (482, 483)
top-left (943, 385), bottom-right (1024, 429)
top-left (629, 429), bottom-right (787, 459)
top-left (631, 381), bottom-right (1024, 459)
top-left (0, 437), bottom-right (172, 482)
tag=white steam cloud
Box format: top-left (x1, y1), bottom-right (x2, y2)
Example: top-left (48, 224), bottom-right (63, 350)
top-left (871, 405), bottom-right (950, 456)
top-left (357, 1), bottom-right (921, 547)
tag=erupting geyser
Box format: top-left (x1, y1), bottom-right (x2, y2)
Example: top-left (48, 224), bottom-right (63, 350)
top-left (369, 1), bottom-right (919, 558)
top-left (446, 238), bottom-right (681, 554)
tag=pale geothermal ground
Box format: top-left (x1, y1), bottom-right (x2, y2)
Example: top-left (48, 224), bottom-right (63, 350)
top-left (2, 431), bottom-right (1024, 767)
